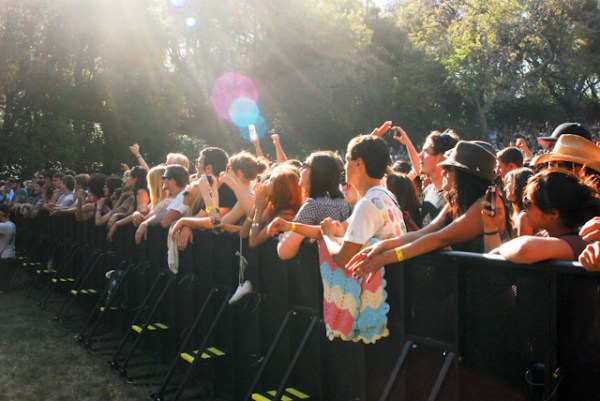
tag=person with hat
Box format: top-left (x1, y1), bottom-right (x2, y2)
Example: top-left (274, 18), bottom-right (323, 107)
top-left (537, 122), bottom-right (592, 151)
top-left (347, 141), bottom-right (511, 279)
top-left (533, 134), bottom-right (600, 178)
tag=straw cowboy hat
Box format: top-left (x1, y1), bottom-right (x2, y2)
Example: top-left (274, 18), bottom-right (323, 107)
top-left (534, 134), bottom-right (600, 173)
top-left (438, 140), bottom-right (497, 182)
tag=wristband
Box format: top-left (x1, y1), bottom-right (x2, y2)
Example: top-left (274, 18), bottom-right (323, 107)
top-left (395, 247), bottom-right (404, 263)
top-left (206, 206), bottom-right (215, 213)
top-left (291, 222), bottom-right (297, 232)
top-left (484, 231), bottom-right (498, 235)
top-left (246, 216), bottom-right (254, 223)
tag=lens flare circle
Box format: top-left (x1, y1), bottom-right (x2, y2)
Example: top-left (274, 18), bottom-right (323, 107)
top-left (186, 17), bottom-right (196, 27)
top-left (170, 0), bottom-right (187, 9)
top-left (229, 97), bottom-right (260, 128)
top-left (211, 72), bottom-right (259, 120)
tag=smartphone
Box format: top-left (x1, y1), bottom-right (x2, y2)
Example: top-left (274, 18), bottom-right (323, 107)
top-left (486, 184), bottom-right (496, 216)
top-left (249, 124), bottom-right (258, 142)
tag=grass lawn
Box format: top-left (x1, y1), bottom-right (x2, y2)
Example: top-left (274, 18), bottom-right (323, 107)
top-left (0, 288), bottom-right (151, 401)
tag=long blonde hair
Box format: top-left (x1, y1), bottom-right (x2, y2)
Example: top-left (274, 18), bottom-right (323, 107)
top-left (147, 166), bottom-right (169, 209)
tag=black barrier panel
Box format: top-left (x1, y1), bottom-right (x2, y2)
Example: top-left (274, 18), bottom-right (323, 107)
top-left (15, 215), bottom-right (600, 401)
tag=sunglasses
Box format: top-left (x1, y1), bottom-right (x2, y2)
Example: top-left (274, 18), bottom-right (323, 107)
top-left (162, 176), bottom-right (171, 180)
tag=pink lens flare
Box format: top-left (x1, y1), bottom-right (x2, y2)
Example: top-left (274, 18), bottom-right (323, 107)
top-left (211, 72), bottom-right (259, 121)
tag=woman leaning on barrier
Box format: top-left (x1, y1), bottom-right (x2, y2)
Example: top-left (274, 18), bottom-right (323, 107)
top-left (488, 169), bottom-right (600, 264)
top-left (243, 164), bottom-right (304, 248)
top-left (267, 151), bottom-right (352, 260)
top-left (347, 141), bottom-right (511, 279)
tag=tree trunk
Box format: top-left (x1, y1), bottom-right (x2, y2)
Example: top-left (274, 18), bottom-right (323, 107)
top-left (475, 98), bottom-right (489, 137)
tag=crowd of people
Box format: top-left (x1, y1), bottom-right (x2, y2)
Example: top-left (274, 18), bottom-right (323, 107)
top-left (2, 121), bottom-right (600, 300)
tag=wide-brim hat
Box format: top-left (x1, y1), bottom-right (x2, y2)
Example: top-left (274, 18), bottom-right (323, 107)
top-left (539, 122), bottom-right (592, 143)
top-left (534, 134), bottom-right (600, 173)
top-left (438, 141), bottom-right (497, 182)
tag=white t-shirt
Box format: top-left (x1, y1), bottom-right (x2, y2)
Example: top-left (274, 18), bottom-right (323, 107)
top-left (344, 185), bottom-right (406, 245)
top-left (167, 190), bottom-right (190, 217)
top-left (0, 221), bottom-right (16, 259)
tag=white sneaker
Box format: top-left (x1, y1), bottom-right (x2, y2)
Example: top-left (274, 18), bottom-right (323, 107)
top-left (229, 280), bottom-right (253, 305)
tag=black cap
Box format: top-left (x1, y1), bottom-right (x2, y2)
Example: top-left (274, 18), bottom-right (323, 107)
top-left (539, 122), bottom-right (592, 142)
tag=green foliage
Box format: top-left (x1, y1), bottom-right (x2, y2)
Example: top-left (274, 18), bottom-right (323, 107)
top-left (400, 0), bottom-right (600, 133)
top-left (0, 0), bottom-right (599, 178)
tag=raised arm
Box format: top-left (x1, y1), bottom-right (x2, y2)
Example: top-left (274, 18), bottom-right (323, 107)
top-left (515, 138), bottom-right (533, 159)
top-left (250, 133), bottom-right (265, 159)
top-left (271, 133), bottom-right (288, 163)
top-left (129, 143), bottom-right (150, 172)
top-left (392, 126), bottom-right (421, 177)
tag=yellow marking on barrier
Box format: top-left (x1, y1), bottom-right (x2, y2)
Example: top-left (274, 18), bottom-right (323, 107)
top-left (267, 391), bottom-right (292, 401)
top-left (51, 279), bottom-right (57, 283)
top-left (70, 290), bottom-right (78, 295)
top-left (131, 323), bottom-right (168, 334)
top-left (180, 352), bottom-right (196, 364)
top-left (251, 393), bottom-right (272, 401)
top-left (286, 388), bottom-right (310, 399)
top-left (207, 347), bottom-right (225, 356)
top-left (81, 290), bottom-right (88, 294)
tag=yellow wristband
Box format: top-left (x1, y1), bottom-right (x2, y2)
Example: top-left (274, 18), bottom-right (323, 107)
top-left (395, 247), bottom-right (404, 263)
top-left (290, 222), bottom-right (297, 232)
top-left (246, 216), bottom-right (254, 223)
top-left (206, 206), bottom-right (215, 212)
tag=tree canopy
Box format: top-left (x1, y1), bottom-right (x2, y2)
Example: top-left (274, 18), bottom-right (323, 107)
top-left (1, 0), bottom-right (598, 177)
